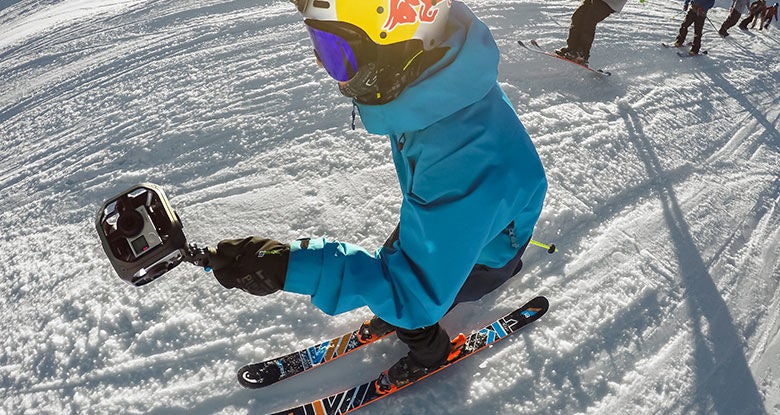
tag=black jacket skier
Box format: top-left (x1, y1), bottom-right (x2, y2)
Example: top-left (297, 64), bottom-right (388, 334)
top-left (675, 0), bottom-right (715, 55)
top-left (720, 0), bottom-right (751, 36)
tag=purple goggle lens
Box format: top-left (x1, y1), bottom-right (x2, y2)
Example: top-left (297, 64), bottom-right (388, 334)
top-left (305, 25), bottom-right (360, 82)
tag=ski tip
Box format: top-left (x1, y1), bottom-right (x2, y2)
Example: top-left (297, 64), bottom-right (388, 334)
top-left (236, 363), bottom-right (281, 389)
top-left (676, 50), bottom-right (708, 57)
top-left (518, 296), bottom-right (550, 323)
top-left (527, 296), bottom-right (550, 313)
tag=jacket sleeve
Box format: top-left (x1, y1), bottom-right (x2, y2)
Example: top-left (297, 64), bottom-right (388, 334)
top-left (283, 86), bottom-right (547, 330)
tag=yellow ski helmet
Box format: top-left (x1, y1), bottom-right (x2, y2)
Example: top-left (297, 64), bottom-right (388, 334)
top-left (293, 0), bottom-right (451, 48)
top-left (291, 0), bottom-right (452, 104)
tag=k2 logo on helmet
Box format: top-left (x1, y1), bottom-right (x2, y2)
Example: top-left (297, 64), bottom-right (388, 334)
top-left (384, 0), bottom-right (449, 31)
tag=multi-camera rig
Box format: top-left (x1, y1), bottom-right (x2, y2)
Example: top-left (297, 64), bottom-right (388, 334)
top-left (95, 183), bottom-right (214, 286)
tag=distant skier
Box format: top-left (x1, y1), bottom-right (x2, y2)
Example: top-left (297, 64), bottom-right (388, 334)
top-left (719, 0), bottom-right (751, 36)
top-left (760, 2), bottom-right (778, 29)
top-left (207, 0), bottom-right (547, 393)
top-left (674, 0), bottom-right (715, 55)
top-left (739, 0), bottom-right (767, 29)
top-left (555, 0), bottom-right (629, 65)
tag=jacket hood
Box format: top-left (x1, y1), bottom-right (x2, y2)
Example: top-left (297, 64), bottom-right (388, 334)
top-left (354, 2), bottom-right (499, 136)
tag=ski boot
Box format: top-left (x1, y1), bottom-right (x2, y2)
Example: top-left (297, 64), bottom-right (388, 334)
top-left (375, 333), bottom-right (467, 394)
top-left (563, 50), bottom-right (589, 65)
top-left (554, 47), bottom-right (570, 57)
top-left (357, 316), bottom-right (395, 344)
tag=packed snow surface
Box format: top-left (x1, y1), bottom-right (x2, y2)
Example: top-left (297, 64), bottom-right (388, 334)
top-left (1, 0), bottom-right (778, 414)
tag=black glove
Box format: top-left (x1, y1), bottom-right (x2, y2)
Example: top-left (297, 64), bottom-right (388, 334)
top-left (683, 2), bottom-right (689, 10)
top-left (209, 237), bottom-right (290, 296)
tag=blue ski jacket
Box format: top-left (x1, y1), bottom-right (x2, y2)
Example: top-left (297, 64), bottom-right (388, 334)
top-left (284, 2), bottom-right (547, 329)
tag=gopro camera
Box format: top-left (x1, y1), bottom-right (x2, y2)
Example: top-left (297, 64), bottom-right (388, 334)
top-left (96, 183), bottom-right (188, 286)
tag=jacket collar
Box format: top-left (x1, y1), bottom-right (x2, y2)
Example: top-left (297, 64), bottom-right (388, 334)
top-left (354, 2), bottom-right (499, 136)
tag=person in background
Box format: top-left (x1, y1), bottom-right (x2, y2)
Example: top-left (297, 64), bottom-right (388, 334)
top-left (719, 0), bottom-right (751, 36)
top-left (674, 0), bottom-right (715, 55)
top-left (738, 0), bottom-right (767, 29)
top-left (760, 2), bottom-right (778, 29)
top-left (207, 0), bottom-right (548, 394)
top-left (555, 0), bottom-right (629, 66)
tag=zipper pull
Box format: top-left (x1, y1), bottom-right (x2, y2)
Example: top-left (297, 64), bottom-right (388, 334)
top-left (397, 134), bottom-right (406, 151)
top-left (505, 223), bottom-right (519, 249)
top-left (351, 101), bottom-right (357, 130)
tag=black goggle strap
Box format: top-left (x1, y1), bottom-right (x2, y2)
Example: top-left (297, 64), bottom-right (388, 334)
top-left (339, 62), bottom-right (379, 100)
top-left (340, 47), bottom-right (446, 105)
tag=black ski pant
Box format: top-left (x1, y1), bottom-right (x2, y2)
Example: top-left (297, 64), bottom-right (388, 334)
top-left (676, 8), bottom-right (707, 54)
top-left (566, 0), bottom-right (615, 58)
top-left (720, 9), bottom-right (742, 33)
top-left (380, 225), bottom-right (528, 367)
top-left (760, 14), bottom-right (775, 29)
top-left (739, 11), bottom-right (761, 28)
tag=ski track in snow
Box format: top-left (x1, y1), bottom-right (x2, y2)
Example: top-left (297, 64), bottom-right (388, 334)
top-left (1, 0), bottom-right (779, 414)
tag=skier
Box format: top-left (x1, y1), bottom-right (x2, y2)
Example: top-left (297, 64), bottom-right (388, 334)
top-left (719, 0), bottom-right (751, 36)
top-left (555, 0), bottom-right (629, 65)
top-left (207, 0), bottom-right (548, 392)
top-left (739, 0), bottom-right (767, 29)
top-left (674, 0), bottom-right (716, 55)
top-left (760, 2), bottom-right (778, 29)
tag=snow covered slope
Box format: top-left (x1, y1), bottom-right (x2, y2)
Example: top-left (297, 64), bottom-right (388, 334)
top-left (0, 0), bottom-right (778, 414)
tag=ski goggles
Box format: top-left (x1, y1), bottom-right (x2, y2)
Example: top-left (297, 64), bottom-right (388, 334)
top-left (305, 20), bottom-right (372, 82)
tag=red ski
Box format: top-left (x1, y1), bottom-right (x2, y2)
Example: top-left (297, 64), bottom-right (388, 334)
top-left (518, 40), bottom-right (611, 76)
